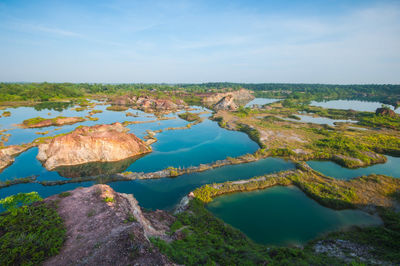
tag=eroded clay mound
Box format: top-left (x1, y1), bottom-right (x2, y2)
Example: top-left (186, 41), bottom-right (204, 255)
top-left (44, 185), bottom-right (174, 265)
top-left (37, 123), bottom-right (151, 170)
top-left (202, 88), bottom-right (254, 109)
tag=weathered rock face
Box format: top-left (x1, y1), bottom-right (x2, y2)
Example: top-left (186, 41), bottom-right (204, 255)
top-left (375, 107), bottom-right (398, 118)
top-left (44, 185), bottom-right (174, 266)
top-left (110, 95), bottom-right (186, 113)
top-left (37, 123), bottom-right (151, 170)
top-left (203, 88), bottom-right (254, 110)
top-left (214, 95), bottom-right (238, 111)
top-left (0, 145), bottom-right (32, 172)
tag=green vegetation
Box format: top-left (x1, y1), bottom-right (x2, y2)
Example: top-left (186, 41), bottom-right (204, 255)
top-left (2, 111), bottom-right (11, 117)
top-left (22, 117), bottom-right (48, 126)
top-left (106, 105), bottom-right (129, 111)
top-left (0, 82), bottom-right (84, 101)
top-left (0, 176), bottom-right (38, 189)
top-left (0, 193), bottom-right (66, 265)
top-left (291, 175), bottom-right (357, 209)
top-left (318, 207), bottom-right (400, 264)
top-left (358, 113), bottom-right (400, 130)
top-left (166, 166), bottom-right (180, 177)
top-left (0, 192), bottom-right (42, 215)
top-left (126, 214), bottom-right (136, 223)
top-left (178, 112), bottom-right (201, 122)
top-left (151, 199), bottom-right (341, 265)
top-left (103, 196), bottom-right (115, 203)
top-left (237, 123), bottom-right (265, 148)
top-left (21, 116), bottom-right (85, 128)
top-left (308, 131), bottom-right (400, 167)
top-left (2, 82), bottom-right (398, 107)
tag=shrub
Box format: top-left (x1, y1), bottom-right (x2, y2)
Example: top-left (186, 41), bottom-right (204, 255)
top-left (0, 201), bottom-right (66, 265)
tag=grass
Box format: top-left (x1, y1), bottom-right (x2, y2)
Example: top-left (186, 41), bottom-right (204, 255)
top-left (178, 112), bottom-right (201, 122)
top-left (0, 201), bottom-right (66, 265)
top-left (237, 123), bottom-right (265, 148)
top-left (22, 117), bottom-right (48, 126)
top-left (22, 116), bottom-right (85, 128)
top-left (106, 105), bottom-right (129, 111)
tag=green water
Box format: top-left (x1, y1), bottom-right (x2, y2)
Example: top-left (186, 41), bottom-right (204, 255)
top-left (207, 186), bottom-right (381, 246)
top-left (307, 156), bottom-right (400, 179)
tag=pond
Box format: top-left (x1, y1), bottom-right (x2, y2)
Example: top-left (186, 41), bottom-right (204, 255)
top-left (283, 114), bottom-right (357, 126)
top-left (207, 186), bottom-right (381, 246)
top-left (307, 155), bottom-right (400, 179)
top-left (245, 98), bottom-right (280, 107)
top-left (310, 100), bottom-right (400, 113)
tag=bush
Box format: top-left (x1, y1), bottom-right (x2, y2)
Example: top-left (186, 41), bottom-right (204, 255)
top-left (0, 201), bottom-right (66, 265)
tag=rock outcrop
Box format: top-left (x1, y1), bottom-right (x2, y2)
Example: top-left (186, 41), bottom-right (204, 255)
top-left (203, 88), bottom-right (254, 110)
top-left (44, 185), bottom-right (174, 265)
top-left (0, 145), bottom-right (32, 172)
top-left (37, 123), bottom-right (151, 170)
top-left (110, 95), bottom-right (186, 113)
top-left (214, 95), bottom-right (238, 111)
top-left (375, 107), bottom-right (398, 118)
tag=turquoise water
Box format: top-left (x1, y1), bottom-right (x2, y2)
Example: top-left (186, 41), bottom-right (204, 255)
top-left (207, 186), bottom-right (381, 246)
top-left (245, 98), bottom-right (280, 107)
top-left (0, 102), bottom-right (259, 179)
top-left (0, 102), bottom-right (178, 145)
top-left (310, 100), bottom-right (400, 114)
top-left (307, 156), bottom-right (400, 179)
top-left (0, 102), bottom-right (275, 208)
top-left (0, 158), bottom-right (295, 210)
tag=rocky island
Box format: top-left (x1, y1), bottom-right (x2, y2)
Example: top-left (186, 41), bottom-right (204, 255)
top-left (20, 116), bottom-right (86, 128)
top-left (37, 123), bottom-right (151, 171)
top-left (109, 95), bottom-right (187, 113)
top-left (202, 88), bottom-right (254, 110)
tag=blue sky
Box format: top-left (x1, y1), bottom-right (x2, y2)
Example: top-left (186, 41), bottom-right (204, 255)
top-left (0, 0), bottom-right (399, 83)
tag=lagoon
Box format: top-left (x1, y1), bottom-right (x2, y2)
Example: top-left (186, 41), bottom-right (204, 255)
top-left (207, 186), bottom-right (381, 246)
top-left (307, 156), bottom-right (400, 179)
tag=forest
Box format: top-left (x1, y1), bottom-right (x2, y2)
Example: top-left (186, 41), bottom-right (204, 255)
top-left (1, 82), bottom-right (399, 107)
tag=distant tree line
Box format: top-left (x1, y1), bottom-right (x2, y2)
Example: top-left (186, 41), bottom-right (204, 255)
top-left (1, 82), bottom-right (399, 106)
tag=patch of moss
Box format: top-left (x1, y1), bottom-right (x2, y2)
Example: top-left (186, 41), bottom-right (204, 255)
top-left (178, 112), bottom-right (201, 122)
top-left (106, 105), bottom-right (129, 111)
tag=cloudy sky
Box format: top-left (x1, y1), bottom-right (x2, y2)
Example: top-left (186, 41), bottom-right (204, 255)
top-left (0, 0), bottom-right (399, 83)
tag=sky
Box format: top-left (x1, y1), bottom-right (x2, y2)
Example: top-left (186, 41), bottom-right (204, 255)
top-left (0, 0), bottom-right (399, 84)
